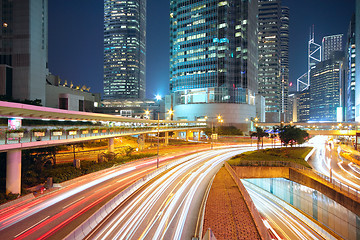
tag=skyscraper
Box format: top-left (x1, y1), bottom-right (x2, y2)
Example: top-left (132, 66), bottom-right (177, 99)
top-left (345, 14), bottom-right (356, 122)
top-left (258, 0), bottom-right (289, 122)
top-left (169, 0), bottom-right (259, 127)
top-left (310, 52), bottom-right (344, 122)
top-left (322, 34), bottom-right (343, 61)
top-left (104, 0), bottom-right (146, 100)
top-left (355, 0), bottom-right (360, 122)
top-left (0, 0), bottom-right (48, 104)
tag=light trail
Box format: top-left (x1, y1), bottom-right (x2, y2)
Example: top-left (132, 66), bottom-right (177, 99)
top-left (87, 148), bottom-right (252, 240)
top-left (0, 166), bottom-right (135, 231)
top-left (244, 181), bottom-right (327, 240)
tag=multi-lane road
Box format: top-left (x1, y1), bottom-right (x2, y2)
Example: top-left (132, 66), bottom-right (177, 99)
top-left (0, 151), bottom-right (192, 239)
top-left (85, 148), bottom-right (248, 240)
top-left (308, 136), bottom-right (360, 191)
top-left (0, 141), bottom-right (340, 240)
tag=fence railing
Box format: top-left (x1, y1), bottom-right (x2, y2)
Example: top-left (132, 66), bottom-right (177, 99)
top-left (0, 125), bottom-right (205, 145)
top-left (232, 161), bottom-right (360, 201)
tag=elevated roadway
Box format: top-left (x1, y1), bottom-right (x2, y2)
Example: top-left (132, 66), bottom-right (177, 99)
top-left (0, 101), bottom-right (205, 194)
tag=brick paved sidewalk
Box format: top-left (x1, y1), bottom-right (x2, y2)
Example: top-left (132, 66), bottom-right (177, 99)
top-left (203, 167), bottom-right (261, 240)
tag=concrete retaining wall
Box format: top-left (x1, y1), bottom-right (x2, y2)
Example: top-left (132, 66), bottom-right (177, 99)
top-left (289, 168), bottom-right (360, 216)
top-left (231, 166), bottom-right (360, 216)
top-left (232, 166), bottom-right (290, 179)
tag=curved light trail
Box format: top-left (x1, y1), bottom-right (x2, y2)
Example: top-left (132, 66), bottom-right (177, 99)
top-left (86, 148), bottom-right (252, 240)
top-left (244, 181), bottom-right (328, 240)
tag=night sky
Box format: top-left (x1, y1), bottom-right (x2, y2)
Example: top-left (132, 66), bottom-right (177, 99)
top-left (48, 0), bottom-right (355, 99)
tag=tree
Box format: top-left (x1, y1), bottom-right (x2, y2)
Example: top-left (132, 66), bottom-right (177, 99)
top-left (123, 146), bottom-right (135, 156)
top-left (251, 127), bottom-right (268, 149)
top-left (278, 125), bottom-right (309, 147)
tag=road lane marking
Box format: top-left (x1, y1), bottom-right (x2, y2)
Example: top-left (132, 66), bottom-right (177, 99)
top-left (62, 196), bottom-right (85, 209)
top-left (14, 215), bottom-right (50, 238)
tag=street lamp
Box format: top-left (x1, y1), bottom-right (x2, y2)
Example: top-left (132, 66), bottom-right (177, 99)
top-left (205, 115), bottom-right (222, 150)
top-left (155, 95), bottom-right (162, 168)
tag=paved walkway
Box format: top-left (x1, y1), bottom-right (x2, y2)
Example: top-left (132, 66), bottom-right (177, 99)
top-left (203, 167), bottom-right (261, 240)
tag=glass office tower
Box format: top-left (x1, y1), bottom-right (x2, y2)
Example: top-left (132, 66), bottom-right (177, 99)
top-left (169, 0), bottom-right (259, 126)
top-left (258, 0), bottom-right (289, 122)
top-left (322, 34), bottom-right (343, 61)
top-left (345, 14), bottom-right (356, 122)
top-left (104, 0), bottom-right (146, 100)
top-left (0, 0), bottom-right (48, 104)
top-left (310, 53), bottom-right (344, 122)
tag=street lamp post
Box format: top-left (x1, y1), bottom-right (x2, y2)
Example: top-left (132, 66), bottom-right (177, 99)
top-left (155, 95), bottom-right (162, 168)
top-left (157, 112), bottom-right (159, 168)
top-left (205, 115), bottom-right (222, 150)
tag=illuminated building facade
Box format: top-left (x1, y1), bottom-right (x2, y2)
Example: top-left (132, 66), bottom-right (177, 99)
top-left (322, 34), bottom-right (343, 61)
top-left (345, 14), bottom-right (356, 121)
top-left (169, 0), bottom-right (259, 127)
top-left (0, 0), bottom-right (48, 104)
top-left (258, 0), bottom-right (289, 122)
top-left (297, 90), bottom-right (310, 122)
top-left (104, 0), bottom-right (146, 100)
top-left (309, 53), bottom-right (344, 122)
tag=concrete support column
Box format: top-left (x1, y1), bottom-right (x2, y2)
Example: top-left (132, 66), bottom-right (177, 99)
top-left (186, 130), bottom-right (190, 141)
top-left (108, 137), bottom-right (115, 152)
top-left (6, 149), bottom-right (22, 194)
top-left (197, 131), bottom-right (201, 141)
top-left (165, 132), bottom-right (169, 146)
top-left (138, 134), bottom-right (146, 150)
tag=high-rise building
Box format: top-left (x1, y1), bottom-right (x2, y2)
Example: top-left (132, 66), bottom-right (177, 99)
top-left (297, 90), bottom-right (310, 122)
top-left (322, 34), bottom-right (343, 61)
top-left (280, 6), bottom-right (289, 122)
top-left (104, 0), bottom-right (146, 100)
top-left (309, 52), bottom-right (344, 122)
top-left (169, 0), bottom-right (259, 128)
top-left (0, 0), bottom-right (48, 104)
top-left (345, 14), bottom-right (356, 122)
top-left (258, 0), bottom-right (289, 122)
top-left (355, 0), bottom-right (360, 122)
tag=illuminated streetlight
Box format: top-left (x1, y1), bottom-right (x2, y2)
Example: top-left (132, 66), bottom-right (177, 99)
top-left (155, 95), bottom-right (162, 168)
top-left (155, 94), bottom-right (162, 101)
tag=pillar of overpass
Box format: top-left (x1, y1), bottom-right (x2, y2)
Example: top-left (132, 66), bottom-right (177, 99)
top-left (6, 149), bottom-right (22, 194)
top-left (108, 137), bottom-right (115, 152)
top-left (197, 131), bottom-right (201, 141)
top-left (186, 130), bottom-right (193, 141)
top-left (165, 132), bottom-right (169, 146)
top-left (138, 134), bottom-right (146, 150)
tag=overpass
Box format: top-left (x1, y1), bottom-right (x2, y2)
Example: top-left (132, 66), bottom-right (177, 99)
top-left (256, 122), bottom-right (359, 136)
top-left (0, 101), bottom-right (206, 194)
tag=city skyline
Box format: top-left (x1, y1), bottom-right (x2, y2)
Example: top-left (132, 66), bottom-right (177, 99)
top-left (48, 0), bottom-right (355, 99)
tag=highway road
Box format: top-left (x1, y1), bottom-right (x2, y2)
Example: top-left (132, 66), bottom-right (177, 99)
top-left (0, 145), bottom-right (253, 240)
top-left (243, 180), bottom-right (330, 240)
top-left (0, 149), bottom-right (212, 240)
top-left (84, 147), bottom-right (252, 240)
top-left (308, 136), bottom-right (360, 191)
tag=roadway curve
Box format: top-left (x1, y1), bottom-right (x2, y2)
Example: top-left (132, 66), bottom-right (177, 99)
top-left (243, 181), bottom-right (328, 240)
top-left (0, 149), bottom-right (214, 240)
top-left (84, 148), bottom-right (251, 240)
top-left (308, 136), bottom-right (360, 191)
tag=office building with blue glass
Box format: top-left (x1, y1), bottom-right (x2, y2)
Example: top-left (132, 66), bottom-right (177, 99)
top-left (104, 0), bottom-right (146, 100)
top-left (169, 0), bottom-right (259, 127)
top-left (345, 14), bottom-right (356, 122)
top-left (309, 52), bottom-right (344, 122)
